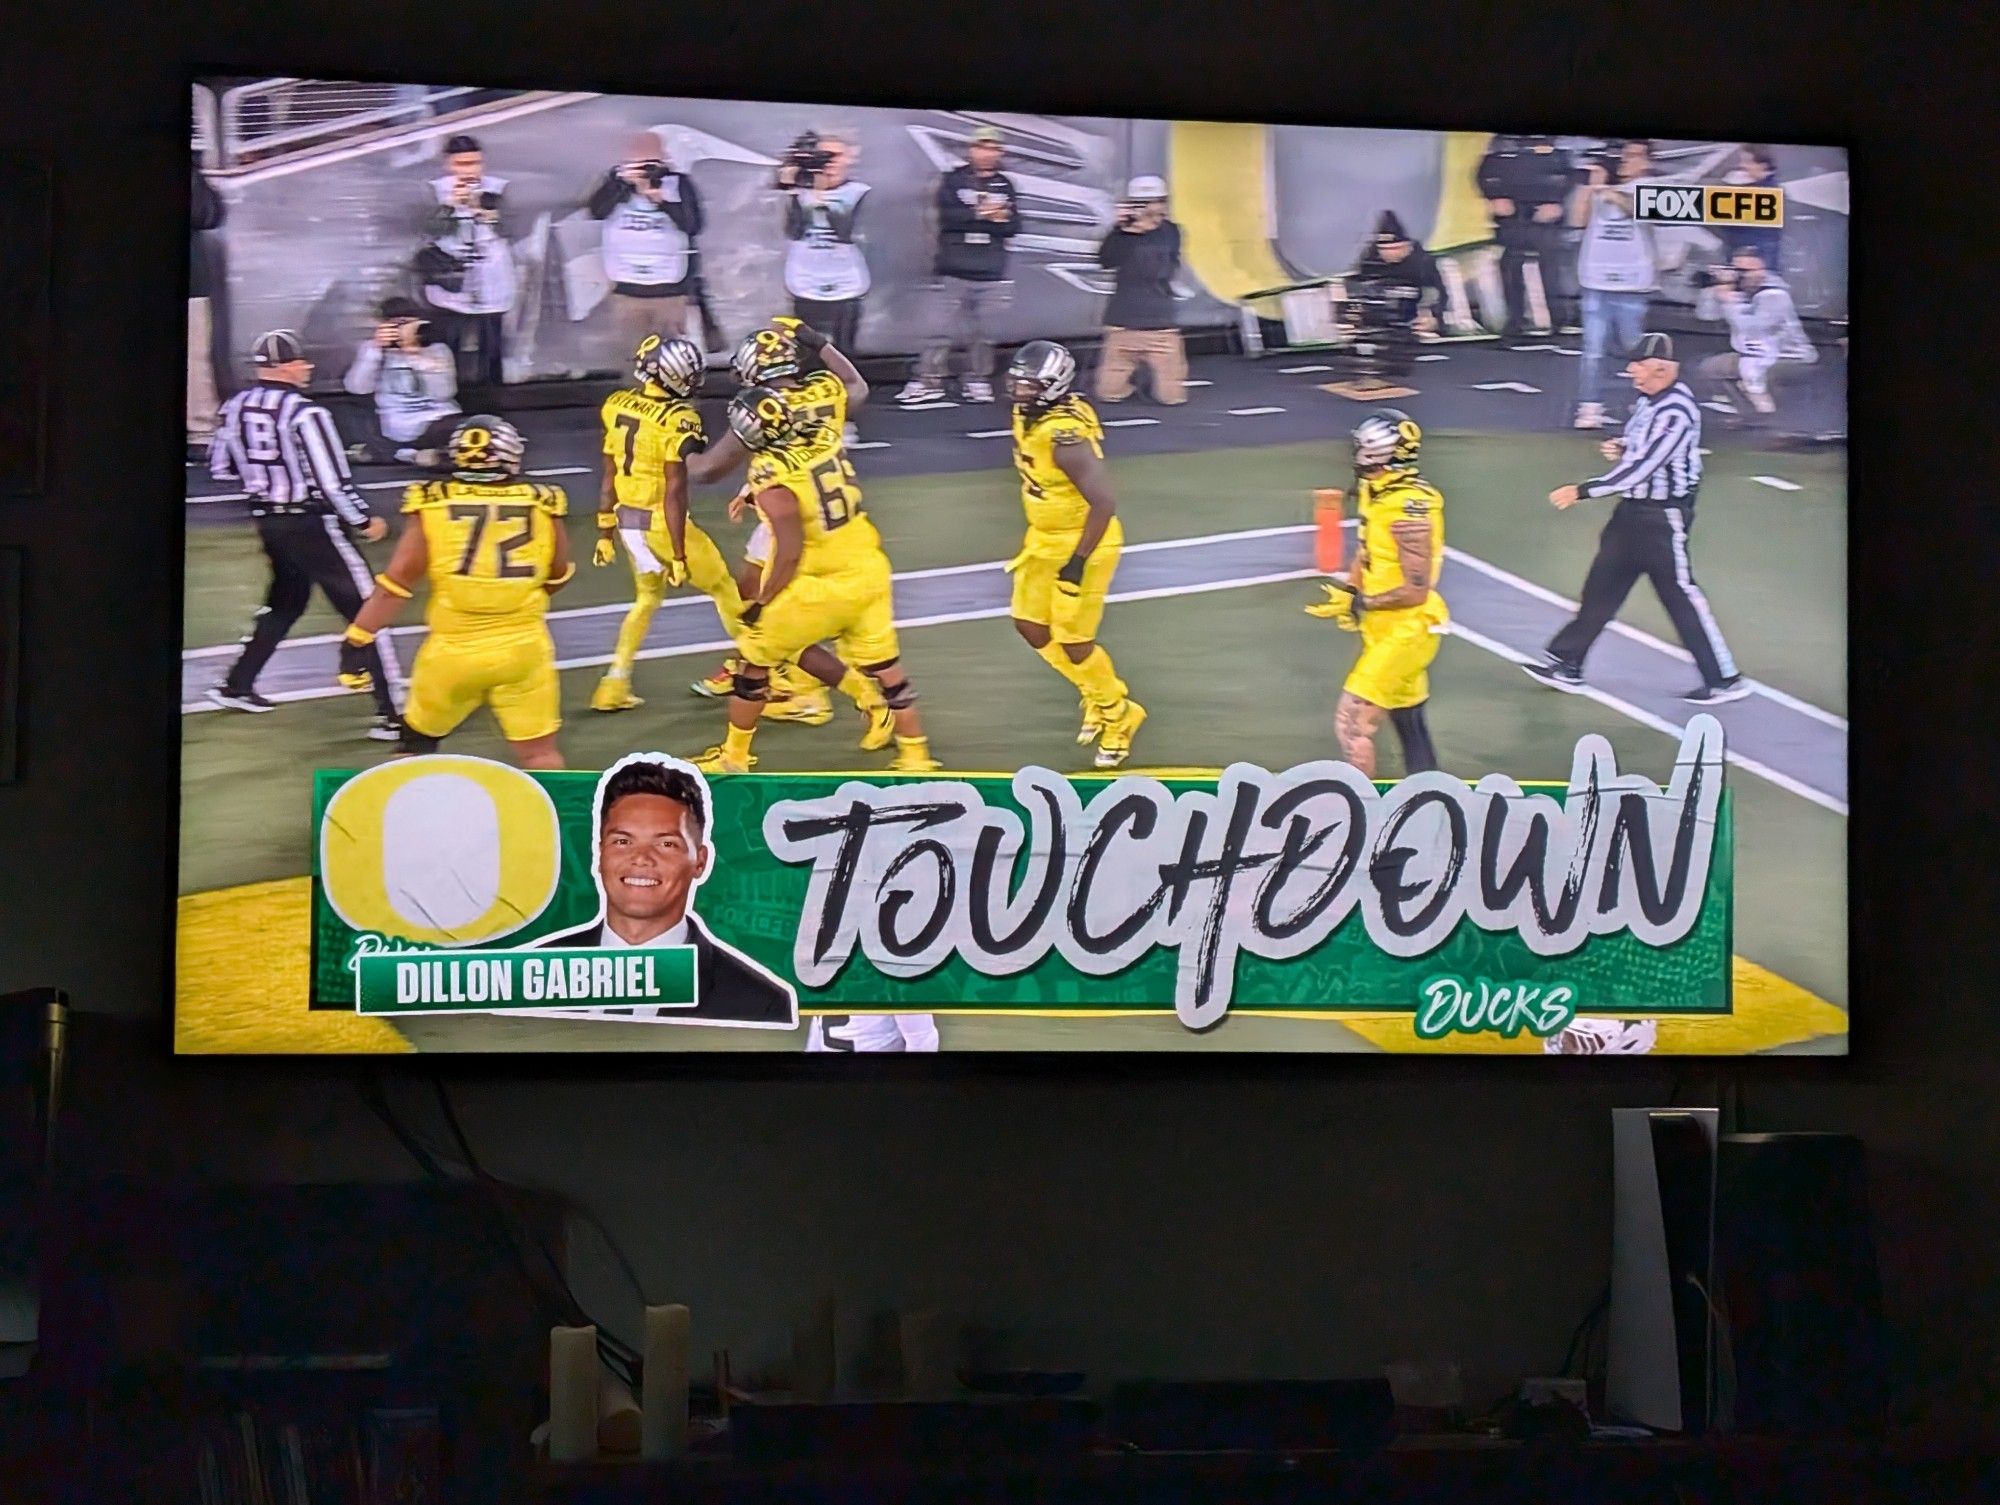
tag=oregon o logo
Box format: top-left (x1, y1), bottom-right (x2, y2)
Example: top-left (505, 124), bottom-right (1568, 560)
top-left (320, 756), bottom-right (561, 946)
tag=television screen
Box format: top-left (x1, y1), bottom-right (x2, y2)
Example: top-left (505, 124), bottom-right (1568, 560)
top-left (177, 79), bottom-right (1847, 1055)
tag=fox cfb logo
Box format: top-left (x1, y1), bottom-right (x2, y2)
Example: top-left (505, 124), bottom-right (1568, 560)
top-left (1634, 184), bottom-right (1785, 227)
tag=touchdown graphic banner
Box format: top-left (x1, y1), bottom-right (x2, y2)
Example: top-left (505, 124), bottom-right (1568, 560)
top-left (308, 718), bottom-right (1732, 1035)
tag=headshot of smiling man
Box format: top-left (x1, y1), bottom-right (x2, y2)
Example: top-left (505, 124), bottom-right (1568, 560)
top-left (534, 754), bottom-right (797, 1027)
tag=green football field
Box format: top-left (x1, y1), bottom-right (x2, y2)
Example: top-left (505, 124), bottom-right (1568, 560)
top-left (178, 432), bottom-right (1847, 1048)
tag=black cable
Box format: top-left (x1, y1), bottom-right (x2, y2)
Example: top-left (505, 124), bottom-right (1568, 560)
top-left (424, 1075), bottom-right (643, 1378)
top-left (1560, 1282), bottom-right (1611, 1379)
top-left (358, 1071), bottom-right (637, 1388)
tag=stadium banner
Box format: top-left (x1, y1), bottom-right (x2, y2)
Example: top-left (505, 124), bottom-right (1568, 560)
top-left (309, 719), bottom-right (1731, 1039)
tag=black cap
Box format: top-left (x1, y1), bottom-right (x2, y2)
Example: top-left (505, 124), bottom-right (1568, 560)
top-left (443, 133), bottom-right (480, 156)
top-left (1373, 209), bottom-right (1409, 241)
top-left (1630, 332), bottom-right (1676, 364)
top-left (251, 329), bottom-right (306, 365)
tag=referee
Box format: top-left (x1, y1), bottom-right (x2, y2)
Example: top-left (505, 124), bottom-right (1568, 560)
top-left (207, 329), bottom-right (402, 738)
top-left (1524, 333), bottom-right (1748, 705)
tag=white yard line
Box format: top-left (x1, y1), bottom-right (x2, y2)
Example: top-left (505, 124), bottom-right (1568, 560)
top-left (1438, 541), bottom-right (1849, 732)
top-left (189, 464), bottom-right (591, 506)
top-left (1447, 622), bottom-right (1848, 817)
top-left (182, 517), bottom-right (1847, 809)
top-left (1228, 406), bottom-right (1287, 416)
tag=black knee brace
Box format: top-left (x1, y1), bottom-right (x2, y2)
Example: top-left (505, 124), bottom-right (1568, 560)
top-left (1388, 704), bottom-right (1438, 774)
top-left (881, 677), bottom-right (919, 711)
top-left (398, 723), bottom-right (442, 756)
top-left (732, 668), bottom-right (771, 702)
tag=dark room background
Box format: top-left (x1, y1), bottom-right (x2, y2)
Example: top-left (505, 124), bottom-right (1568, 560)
top-left (4, 0), bottom-right (1996, 1426)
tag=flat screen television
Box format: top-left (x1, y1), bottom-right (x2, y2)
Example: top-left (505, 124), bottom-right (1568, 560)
top-left (176, 79), bottom-right (1847, 1055)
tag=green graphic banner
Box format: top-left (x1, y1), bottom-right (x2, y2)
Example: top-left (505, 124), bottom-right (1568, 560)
top-left (309, 721), bottom-right (1733, 1031)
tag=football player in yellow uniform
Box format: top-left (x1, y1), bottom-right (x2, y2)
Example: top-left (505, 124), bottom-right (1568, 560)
top-left (590, 334), bottom-right (731, 712)
top-left (684, 319), bottom-right (888, 739)
top-left (1309, 410), bottom-right (1446, 777)
top-left (345, 415), bottom-right (572, 769)
top-left (1004, 340), bottom-right (1145, 768)
top-left (692, 387), bottom-right (937, 775)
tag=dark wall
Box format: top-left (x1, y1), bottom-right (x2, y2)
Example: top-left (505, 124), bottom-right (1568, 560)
top-left (6, 0), bottom-right (1996, 1424)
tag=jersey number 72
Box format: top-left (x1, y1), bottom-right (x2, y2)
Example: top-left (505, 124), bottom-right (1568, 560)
top-left (449, 503), bottom-right (537, 579)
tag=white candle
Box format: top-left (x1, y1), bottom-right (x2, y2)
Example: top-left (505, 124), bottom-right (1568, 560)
top-left (641, 1304), bottom-right (691, 1459)
top-left (548, 1325), bottom-right (600, 1462)
top-left (792, 1296), bottom-right (836, 1401)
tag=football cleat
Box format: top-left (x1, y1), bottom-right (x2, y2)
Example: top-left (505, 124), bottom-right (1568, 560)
top-left (366, 716), bottom-right (402, 743)
top-left (1076, 697), bottom-right (1104, 745)
top-left (895, 379), bottom-right (945, 405)
top-left (1093, 699), bottom-right (1147, 769)
top-left (960, 377), bottom-right (994, 404)
top-left (890, 742), bottom-right (943, 773)
top-left (859, 702), bottom-right (897, 752)
top-left (207, 686), bottom-right (276, 713)
top-left (336, 669), bottom-right (375, 693)
top-left (591, 673), bottom-right (644, 713)
top-left (690, 659), bottom-right (739, 698)
top-left (766, 687), bottom-right (835, 726)
top-left (689, 745), bottom-right (757, 774)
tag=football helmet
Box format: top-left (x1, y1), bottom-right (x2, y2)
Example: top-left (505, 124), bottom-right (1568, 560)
top-left (634, 333), bottom-right (705, 398)
top-left (448, 415), bottom-right (526, 478)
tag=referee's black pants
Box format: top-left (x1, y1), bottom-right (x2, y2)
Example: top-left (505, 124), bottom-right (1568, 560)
top-left (223, 513), bottom-right (400, 719)
top-left (1546, 500), bottom-right (1739, 687)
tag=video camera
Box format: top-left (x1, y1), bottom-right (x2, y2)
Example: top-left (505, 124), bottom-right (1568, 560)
top-left (627, 158), bottom-right (673, 189)
top-left (781, 131), bottom-right (834, 185)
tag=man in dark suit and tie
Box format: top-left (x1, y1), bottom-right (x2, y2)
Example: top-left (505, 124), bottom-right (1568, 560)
top-left (534, 756), bottom-right (796, 1029)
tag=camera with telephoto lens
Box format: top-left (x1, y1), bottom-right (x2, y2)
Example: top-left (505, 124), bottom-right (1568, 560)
top-left (782, 130), bottom-right (833, 184)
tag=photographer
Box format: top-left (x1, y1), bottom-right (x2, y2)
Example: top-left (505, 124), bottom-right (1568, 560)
top-left (418, 133), bottom-right (517, 388)
top-left (1094, 175), bottom-right (1186, 405)
top-left (1570, 138), bottom-right (1661, 429)
top-left (188, 166), bottom-right (227, 457)
top-left (1340, 211), bottom-right (1446, 378)
top-left (1695, 244), bottom-right (1817, 421)
top-left (342, 296), bottom-right (461, 467)
top-left (898, 125), bottom-right (1019, 405)
top-left (588, 130), bottom-right (705, 352)
top-left (1476, 133), bottom-right (1571, 336)
top-left (776, 131), bottom-right (870, 357)
top-left (1725, 145), bottom-right (1784, 270)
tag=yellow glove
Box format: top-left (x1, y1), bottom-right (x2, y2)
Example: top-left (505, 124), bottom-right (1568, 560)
top-left (1004, 547), bottom-right (1032, 575)
top-left (592, 536), bottom-right (617, 567)
top-left (1304, 580), bottom-right (1361, 630)
top-left (664, 556), bottom-right (690, 588)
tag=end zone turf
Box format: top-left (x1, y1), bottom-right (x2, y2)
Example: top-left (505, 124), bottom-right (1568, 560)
top-left (175, 877), bottom-right (1845, 1056)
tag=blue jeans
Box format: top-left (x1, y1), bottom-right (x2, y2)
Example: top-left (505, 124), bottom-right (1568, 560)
top-left (1579, 287), bottom-right (1649, 408)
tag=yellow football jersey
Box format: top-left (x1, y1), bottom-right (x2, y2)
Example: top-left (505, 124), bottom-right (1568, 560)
top-left (404, 479), bottom-right (568, 633)
top-left (1012, 397), bottom-right (1105, 540)
top-left (783, 370), bottom-right (848, 433)
top-left (1355, 471), bottom-right (1446, 614)
top-left (745, 422), bottom-right (882, 575)
top-left (601, 386), bottom-right (704, 512)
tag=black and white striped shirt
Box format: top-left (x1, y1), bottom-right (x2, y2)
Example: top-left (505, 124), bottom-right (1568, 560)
top-left (1581, 381), bottom-right (1703, 505)
top-left (211, 381), bottom-right (370, 526)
